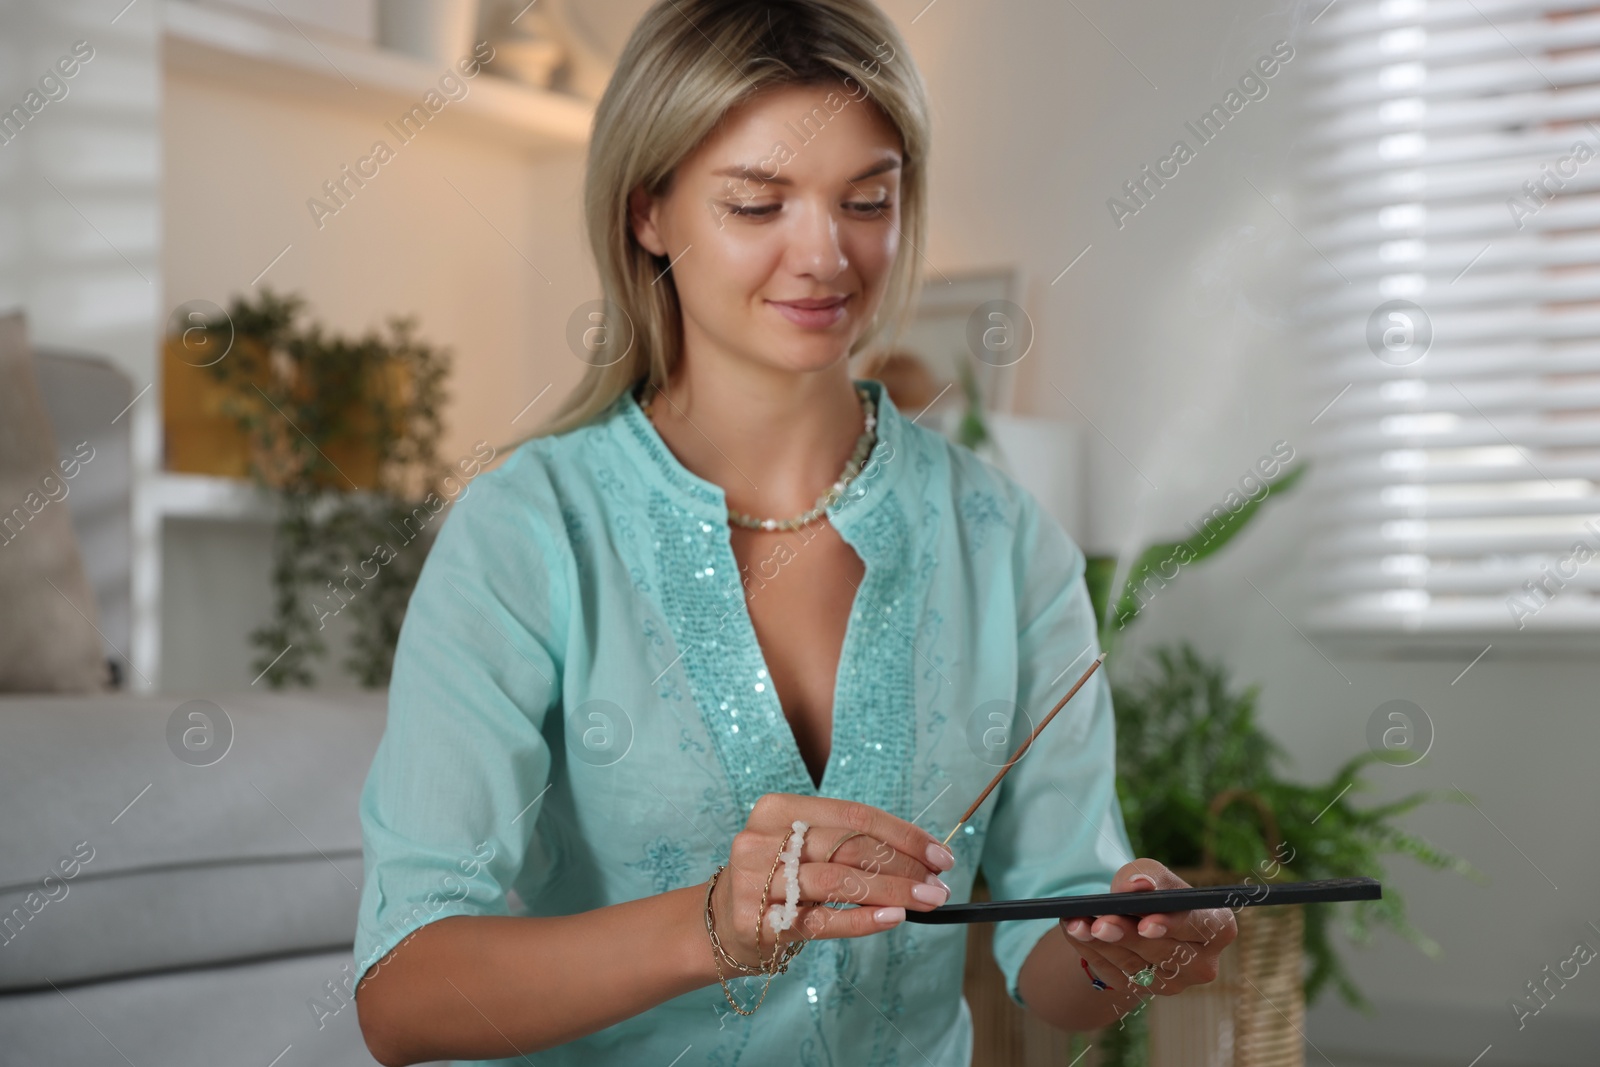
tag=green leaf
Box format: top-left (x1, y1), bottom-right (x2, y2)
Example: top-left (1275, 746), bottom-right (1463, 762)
top-left (1107, 461), bottom-right (1309, 633)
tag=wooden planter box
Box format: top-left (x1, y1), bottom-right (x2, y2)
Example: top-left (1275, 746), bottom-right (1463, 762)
top-left (161, 332), bottom-right (408, 491)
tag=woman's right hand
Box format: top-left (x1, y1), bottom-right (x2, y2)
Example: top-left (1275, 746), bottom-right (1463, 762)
top-left (709, 793), bottom-right (956, 968)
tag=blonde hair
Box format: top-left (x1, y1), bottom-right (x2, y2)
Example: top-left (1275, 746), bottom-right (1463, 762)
top-left (523, 0), bottom-right (931, 441)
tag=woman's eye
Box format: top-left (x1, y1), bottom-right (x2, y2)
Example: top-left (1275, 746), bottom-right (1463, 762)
top-left (724, 200), bottom-right (893, 218)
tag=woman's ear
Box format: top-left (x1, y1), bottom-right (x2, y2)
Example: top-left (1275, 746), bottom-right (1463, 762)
top-left (628, 186), bottom-right (666, 257)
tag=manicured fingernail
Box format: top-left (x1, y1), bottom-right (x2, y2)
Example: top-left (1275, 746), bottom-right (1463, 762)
top-left (1066, 920), bottom-right (1091, 941)
top-left (874, 907), bottom-right (906, 924)
top-left (912, 882), bottom-right (948, 905)
top-left (926, 843), bottom-right (955, 871)
top-left (925, 873), bottom-right (950, 894)
top-left (1141, 921), bottom-right (1167, 938)
top-left (1093, 922), bottom-right (1122, 942)
top-left (1129, 874), bottom-right (1157, 889)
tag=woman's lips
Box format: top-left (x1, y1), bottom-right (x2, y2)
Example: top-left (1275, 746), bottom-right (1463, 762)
top-left (769, 295), bottom-right (849, 328)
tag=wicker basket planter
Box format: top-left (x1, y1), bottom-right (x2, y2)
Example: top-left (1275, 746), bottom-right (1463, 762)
top-left (1149, 788), bottom-right (1304, 1067)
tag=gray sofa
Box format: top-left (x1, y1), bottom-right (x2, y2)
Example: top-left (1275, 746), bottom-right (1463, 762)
top-left (0, 689), bottom-right (398, 1066)
top-left (0, 345), bottom-right (441, 1065)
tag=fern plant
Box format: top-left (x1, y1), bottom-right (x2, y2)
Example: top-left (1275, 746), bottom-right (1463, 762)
top-left (1112, 644), bottom-right (1482, 1009)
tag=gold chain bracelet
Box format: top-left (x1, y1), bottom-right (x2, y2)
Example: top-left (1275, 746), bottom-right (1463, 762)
top-left (703, 865), bottom-right (764, 976)
top-left (703, 858), bottom-right (807, 1016)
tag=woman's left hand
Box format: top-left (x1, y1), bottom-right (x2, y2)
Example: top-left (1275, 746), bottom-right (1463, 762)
top-left (1059, 860), bottom-right (1237, 997)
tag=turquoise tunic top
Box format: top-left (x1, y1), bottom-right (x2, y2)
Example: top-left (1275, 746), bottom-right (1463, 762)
top-left (354, 377), bottom-right (1136, 1066)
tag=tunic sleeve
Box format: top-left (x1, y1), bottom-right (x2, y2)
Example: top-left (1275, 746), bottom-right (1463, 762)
top-left (353, 454), bottom-right (568, 982)
top-left (978, 485), bottom-right (1136, 1008)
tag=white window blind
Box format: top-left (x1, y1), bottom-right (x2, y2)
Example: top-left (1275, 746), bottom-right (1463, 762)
top-left (1302, 0), bottom-right (1600, 635)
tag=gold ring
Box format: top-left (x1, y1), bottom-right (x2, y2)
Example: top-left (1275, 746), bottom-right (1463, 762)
top-left (824, 830), bottom-right (866, 863)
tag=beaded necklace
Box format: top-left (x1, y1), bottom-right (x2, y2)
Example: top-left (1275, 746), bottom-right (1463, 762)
top-left (637, 383), bottom-right (877, 531)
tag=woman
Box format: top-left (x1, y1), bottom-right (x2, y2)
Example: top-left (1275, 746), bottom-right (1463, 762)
top-left (352, 1), bottom-right (1235, 1064)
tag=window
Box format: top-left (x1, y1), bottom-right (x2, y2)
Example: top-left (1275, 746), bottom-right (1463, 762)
top-left (1303, 0), bottom-right (1600, 638)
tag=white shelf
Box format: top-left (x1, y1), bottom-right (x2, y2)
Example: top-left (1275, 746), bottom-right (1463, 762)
top-left (157, 472), bottom-right (401, 523)
top-left (162, 1), bottom-right (594, 153)
top-left (157, 472), bottom-right (277, 521)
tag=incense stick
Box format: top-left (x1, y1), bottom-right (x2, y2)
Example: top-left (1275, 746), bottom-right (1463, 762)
top-left (941, 651), bottom-right (1108, 847)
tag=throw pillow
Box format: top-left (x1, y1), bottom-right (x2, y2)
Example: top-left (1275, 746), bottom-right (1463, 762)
top-left (0, 310), bottom-right (109, 692)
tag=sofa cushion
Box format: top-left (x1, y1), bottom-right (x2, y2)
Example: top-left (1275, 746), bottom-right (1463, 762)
top-left (0, 690), bottom-right (387, 991)
top-left (0, 946), bottom-right (450, 1067)
top-left (0, 311), bottom-right (110, 693)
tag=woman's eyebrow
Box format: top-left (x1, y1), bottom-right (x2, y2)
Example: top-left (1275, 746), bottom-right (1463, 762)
top-left (711, 156), bottom-right (902, 187)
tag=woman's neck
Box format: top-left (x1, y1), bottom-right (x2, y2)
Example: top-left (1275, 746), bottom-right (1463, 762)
top-left (644, 358), bottom-right (868, 520)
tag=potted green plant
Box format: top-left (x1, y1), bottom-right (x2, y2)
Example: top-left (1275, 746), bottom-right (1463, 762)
top-left (178, 288), bottom-right (452, 688)
top-left (1068, 462), bottom-right (1482, 1067)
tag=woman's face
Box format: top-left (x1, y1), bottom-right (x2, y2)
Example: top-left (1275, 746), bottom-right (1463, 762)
top-left (630, 81), bottom-right (904, 377)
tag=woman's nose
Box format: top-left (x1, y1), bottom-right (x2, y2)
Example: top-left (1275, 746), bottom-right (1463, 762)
top-left (787, 205), bottom-right (848, 279)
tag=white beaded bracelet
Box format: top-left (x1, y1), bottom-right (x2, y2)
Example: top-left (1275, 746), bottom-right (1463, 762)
top-left (771, 819), bottom-right (808, 933)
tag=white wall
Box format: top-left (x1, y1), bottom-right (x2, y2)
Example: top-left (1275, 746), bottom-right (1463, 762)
top-left (161, 68), bottom-right (592, 478)
top-left (160, 63), bottom-right (592, 690)
top-left (896, 0), bottom-right (1598, 1063)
